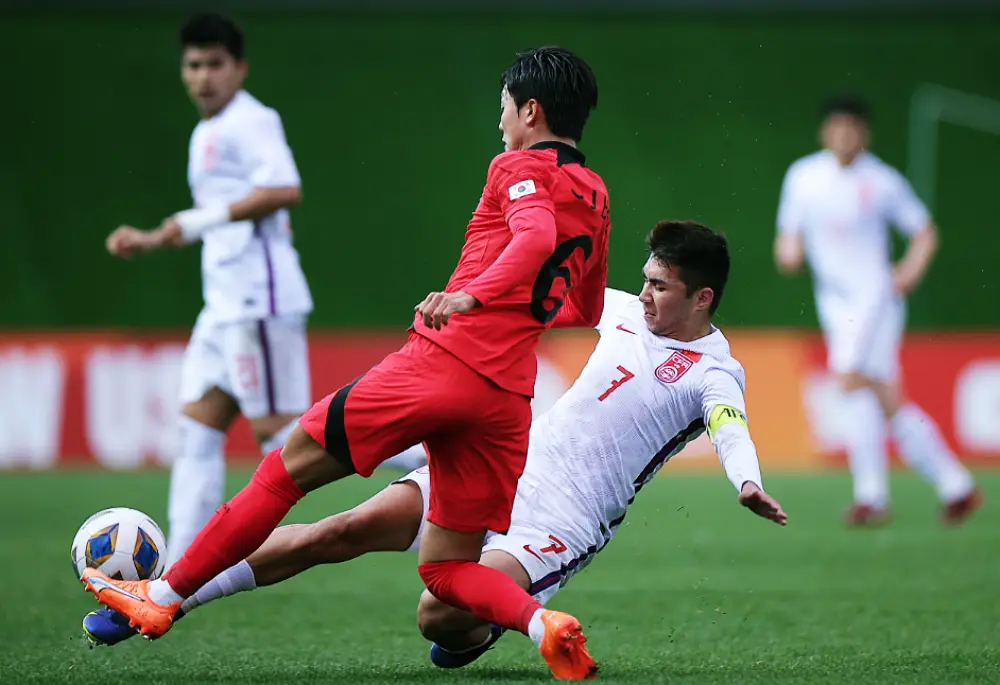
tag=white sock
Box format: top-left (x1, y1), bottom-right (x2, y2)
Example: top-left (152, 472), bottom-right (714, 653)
top-left (180, 560), bottom-right (257, 615)
top-left (891, 403), bottom-right (974, 502)
top-left (147, 579), bottom-right (185, 607)
top-left (380, 444), bottom-right (429, 472)
top-left (842, 389), bottom-right (889, 507)
top-left (260, 418), bottom-right (299, 455)
top-left (166, 415), bottom-right (226, 568)
top-left (527, 608), bottom-right (546, 648)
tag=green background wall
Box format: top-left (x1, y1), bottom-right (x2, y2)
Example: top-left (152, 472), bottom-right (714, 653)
top-left (2, 12), bottom-right (998, 330)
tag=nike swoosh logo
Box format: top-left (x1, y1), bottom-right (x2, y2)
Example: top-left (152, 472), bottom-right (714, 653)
top-left (88, 576), bottom-right (144, 602)
top-left (616, 323), bottom-right (636, 335)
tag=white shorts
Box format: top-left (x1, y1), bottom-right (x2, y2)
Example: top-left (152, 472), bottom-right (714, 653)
top-left (179, 310), bottom-right (311, 419)
top-left (817, 295), bottom-right (905, 383)
top-left (394, 468), bottom-right (598, 606)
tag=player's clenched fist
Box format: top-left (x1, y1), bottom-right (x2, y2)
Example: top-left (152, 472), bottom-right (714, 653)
top-left (106, 219), bottom-right (184, 259)
top-left (738, 481), bottom-right (788, 526)
top-left (415, 291), bottom-right (480, 330)
top-left (106, 225), bottom-right (152, 259)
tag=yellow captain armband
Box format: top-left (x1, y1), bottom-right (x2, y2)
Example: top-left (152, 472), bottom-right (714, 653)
top-left (707, 404), bottom-right (748, 440)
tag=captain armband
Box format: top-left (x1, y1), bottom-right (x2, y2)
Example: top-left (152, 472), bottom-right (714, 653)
top-left (707, 404), bottom-right (748, 441)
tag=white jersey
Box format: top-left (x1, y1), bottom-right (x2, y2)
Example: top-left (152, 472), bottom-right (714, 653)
top-left (510, 288), bottom-right (753, 557)
top-left (188, 90), bottom-right (313, 323)
top-left (777, 150), bottom-right (929, 309)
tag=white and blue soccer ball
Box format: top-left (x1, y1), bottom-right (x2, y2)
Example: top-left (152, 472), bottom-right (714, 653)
top-left (71, 507), bottom-right (167, 581)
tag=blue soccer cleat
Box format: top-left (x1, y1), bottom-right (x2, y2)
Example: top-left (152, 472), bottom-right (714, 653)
top-left (429, 624), bottom-right (505, 669)
top-left (82, 608), bottom-right (138, 646)
top-left (82, 606), bottom-right (187, 646)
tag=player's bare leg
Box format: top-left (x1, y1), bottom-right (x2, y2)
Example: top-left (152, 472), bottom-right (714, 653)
top-left (418, 524), bottom-right (597, 681)
top-left (250, 480), bottom-right (423, 583)
top-left (166, 387), bottom-right (240, 567)
top-left (82, 425), bottom-right (356, 638)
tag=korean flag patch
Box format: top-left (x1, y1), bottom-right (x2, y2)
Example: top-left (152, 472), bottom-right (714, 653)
top-left (508, 180), bottom-right (537, 201)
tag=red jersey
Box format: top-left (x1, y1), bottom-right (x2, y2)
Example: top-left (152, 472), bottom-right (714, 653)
top-left (414, 141), bottom-right (610, 397)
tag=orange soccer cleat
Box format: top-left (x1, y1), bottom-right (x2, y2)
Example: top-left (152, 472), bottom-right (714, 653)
top-left (81, 568), bottom-right (180, 639)
top-left (538, 610), bottom-right (598, 681)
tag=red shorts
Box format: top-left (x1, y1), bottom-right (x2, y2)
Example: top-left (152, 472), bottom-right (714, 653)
top-left (299, 333), bottom-right (531, 534)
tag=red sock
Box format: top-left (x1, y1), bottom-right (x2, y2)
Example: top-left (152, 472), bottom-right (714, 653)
top-left (164, 449), bottom-right (304, 598)
top-left (418, 560), bottom-right (542, 636)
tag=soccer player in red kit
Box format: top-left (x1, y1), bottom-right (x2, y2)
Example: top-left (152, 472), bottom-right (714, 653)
top-left (83, 47), bottom-right (607, 681)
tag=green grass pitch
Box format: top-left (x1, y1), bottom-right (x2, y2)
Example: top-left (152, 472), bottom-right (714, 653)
top-left (1, 468), bottom-right (998, 684)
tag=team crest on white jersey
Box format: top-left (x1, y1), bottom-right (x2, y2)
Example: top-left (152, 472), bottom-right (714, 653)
top-left (655, 351), bottom-right (700, 384)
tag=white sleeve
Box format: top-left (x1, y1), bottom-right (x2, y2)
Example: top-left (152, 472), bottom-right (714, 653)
top-left (700, 369), bottom-right (762, 491)
top-left (238, 110), bottom-right (301, 188)
top-left (885, 169), bottom-right (930, 236)
top-left (595, 288), bottom-right (640, 334)
top-left (776, 164), bottom-right (805, 236)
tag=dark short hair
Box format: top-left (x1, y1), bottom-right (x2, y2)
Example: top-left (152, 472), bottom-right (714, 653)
top-left (646, 220), bottom-right (730, 315)
top-left (501, 47), bottom-right (598, 142)
top-left (179, 13), bottom-right (245, 61)
top-left (821, 94), bottom-right (870, 124)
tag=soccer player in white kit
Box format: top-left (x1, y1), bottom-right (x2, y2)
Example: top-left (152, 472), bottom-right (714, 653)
top-left (104, 14), bottom-right (313, 565)
top-left (84, 221), bottom-right (787, 674)
top-left (774, 95), bottom-right (980, 526)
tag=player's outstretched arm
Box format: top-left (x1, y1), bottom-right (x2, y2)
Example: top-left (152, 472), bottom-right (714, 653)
top-left (703, 373), bottom-right (788, 526)
top-left (105, 185), bottom-right (302, 259)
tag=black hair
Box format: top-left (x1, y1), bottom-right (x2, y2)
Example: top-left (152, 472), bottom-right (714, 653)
top-left (646, 220), bottom-right (730, 315)
top-left (821, 94), bottom-right (870, 124)
top-left (501, 47), bottom-right (598, 142)
top-left (179, 13), bottom-right (245, 61)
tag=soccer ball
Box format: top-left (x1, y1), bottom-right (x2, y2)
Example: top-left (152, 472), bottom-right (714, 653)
top-left (71, 507), bottom-right (167, 582)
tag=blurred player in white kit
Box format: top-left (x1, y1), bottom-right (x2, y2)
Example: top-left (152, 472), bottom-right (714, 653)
top-left (774, 95), bottom-right (980, 526)
top-left (105, 13), bottom-right (313, 564)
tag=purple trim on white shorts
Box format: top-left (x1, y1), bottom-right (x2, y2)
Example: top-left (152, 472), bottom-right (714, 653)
top-left (256, 319), bottom-right (277, 415)
top-left (254, 220), bottom-right (277, 316)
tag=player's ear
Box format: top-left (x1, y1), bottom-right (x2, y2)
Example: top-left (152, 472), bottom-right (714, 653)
top-left (693, 287), bottom-right (714, 313)
top-left (524, 98), bottom-right (541, 127)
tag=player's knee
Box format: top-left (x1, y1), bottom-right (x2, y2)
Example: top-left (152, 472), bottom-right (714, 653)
top-left (278, 425), bottom-right (345, 492)
top-left (416, 590), bottom-right (456, 642)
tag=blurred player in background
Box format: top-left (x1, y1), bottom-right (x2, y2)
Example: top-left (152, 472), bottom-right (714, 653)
top-left (104, 13), bottom-right (313, 565)
top-left (86, 46), bottom-right (606, 681)
top-left (774, 95), bottom-right (980, 526)
top-left (85, 222), bottom-right (787, 675)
